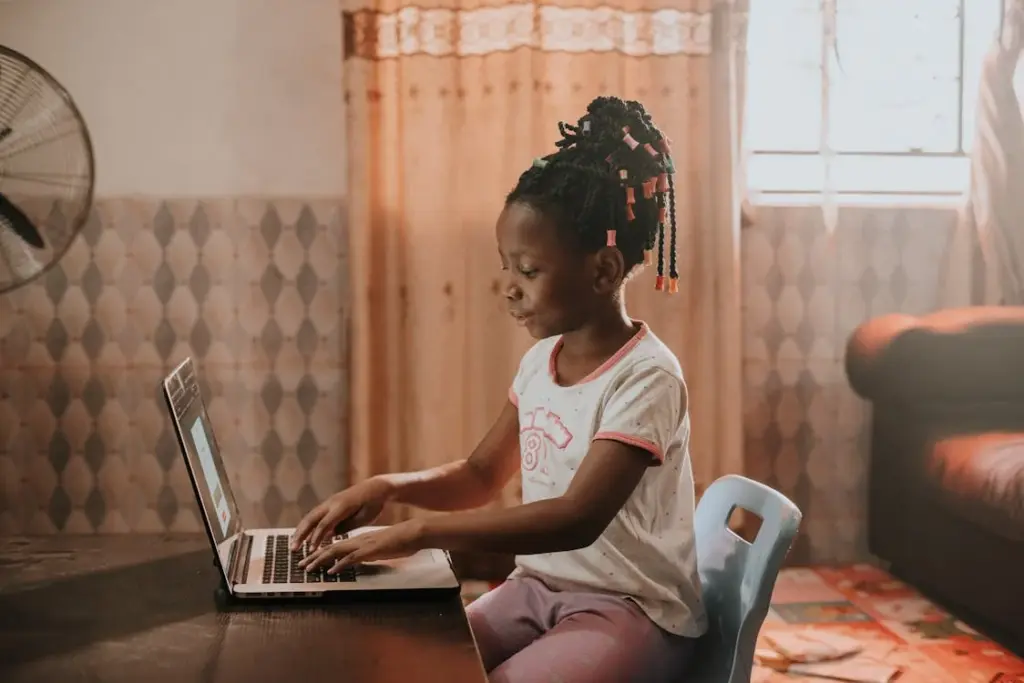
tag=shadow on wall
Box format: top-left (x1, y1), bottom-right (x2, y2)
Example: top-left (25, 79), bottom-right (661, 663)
top-left (740, 204), bottom-right (957, 564)
top-left (0, 197), bottom-right (349, 535)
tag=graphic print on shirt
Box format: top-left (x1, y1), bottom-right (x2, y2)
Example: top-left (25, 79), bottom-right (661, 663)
top-left (519, 406), bottom-right (573, 487)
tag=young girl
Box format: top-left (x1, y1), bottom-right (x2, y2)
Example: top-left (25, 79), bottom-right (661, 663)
top-left (294, 96), bottom-right (706, 683)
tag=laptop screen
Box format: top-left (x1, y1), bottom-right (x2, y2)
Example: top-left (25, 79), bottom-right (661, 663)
top-left (188, 412), bottom-right (234, 537)
top-left (162, 358), bottom-right (244, 578)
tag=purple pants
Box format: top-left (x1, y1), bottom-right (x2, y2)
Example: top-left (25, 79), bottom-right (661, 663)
top-left (465, 574), bottom-right (695, 683)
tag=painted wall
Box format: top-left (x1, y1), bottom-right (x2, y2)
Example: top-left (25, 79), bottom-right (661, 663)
top-left (0, 0), bottom-right (345, 197)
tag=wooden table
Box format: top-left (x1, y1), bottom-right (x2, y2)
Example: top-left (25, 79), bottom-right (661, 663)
top-left (0, 535), bottom-right (487, 683)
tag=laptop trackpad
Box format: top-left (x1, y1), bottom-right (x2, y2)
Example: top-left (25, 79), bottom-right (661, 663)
top-left (355, 563), bottom-right (396, 577)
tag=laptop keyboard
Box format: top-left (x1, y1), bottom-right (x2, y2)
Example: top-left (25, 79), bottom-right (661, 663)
top-left (260, 533), bottom-right (358, 584)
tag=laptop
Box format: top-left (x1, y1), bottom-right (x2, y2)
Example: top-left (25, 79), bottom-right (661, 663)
top-left (161, 357), bottom-right (461, 599)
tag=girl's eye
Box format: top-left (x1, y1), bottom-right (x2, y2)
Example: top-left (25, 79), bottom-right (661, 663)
top-left (519, 266), bottom-right (537, 278)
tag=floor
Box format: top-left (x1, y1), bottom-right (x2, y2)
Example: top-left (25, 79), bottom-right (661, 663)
top-left (754, 564), bottom-right (1023, 682)
top-left (461, 565), bottom-right (1024, 682)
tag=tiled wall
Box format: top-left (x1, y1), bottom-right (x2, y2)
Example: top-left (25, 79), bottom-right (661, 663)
top-left (1, 196), bottom-right (956, 567)
top-left (0, 198), bottom-right (349, 535)
top-left (741, 205), bottom-right (956, 564)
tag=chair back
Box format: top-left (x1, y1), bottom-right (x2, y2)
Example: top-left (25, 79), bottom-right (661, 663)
top-left (687, 475), bottom-right (802, 683)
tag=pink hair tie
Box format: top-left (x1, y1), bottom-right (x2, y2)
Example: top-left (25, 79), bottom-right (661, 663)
top-left (657, 138), bottom-right (673, 155)
top-left (625, 186), bottom-right (635, 204)
top-left (643, 143), bottom-right (659, 157)
top-left (606, 230), bottom-right (617, 246)
top-left (658, 206), bottom-right (667, 224)
top-left (622, 127), bottom-right (640, 150)
top-left (656, 172), bottom-right (669, 192)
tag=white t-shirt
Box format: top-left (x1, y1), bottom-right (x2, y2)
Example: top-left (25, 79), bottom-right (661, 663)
top-left (508, 322), bottom-right (708, 638)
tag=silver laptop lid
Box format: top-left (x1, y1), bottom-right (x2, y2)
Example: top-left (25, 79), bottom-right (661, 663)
top-left (161, 357), bottom-right (245, 585)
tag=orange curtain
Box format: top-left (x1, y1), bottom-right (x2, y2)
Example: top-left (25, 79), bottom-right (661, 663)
top-left (343, 0), bottom-right (748, 516)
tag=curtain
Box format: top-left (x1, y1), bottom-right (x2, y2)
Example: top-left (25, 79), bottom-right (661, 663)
top-left (942, 0), bottom-right (1024, 307)
top-left (343, 0), bottom-right (749, 520)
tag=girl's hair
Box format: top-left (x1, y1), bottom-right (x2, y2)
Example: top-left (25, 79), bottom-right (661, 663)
top-left (506, 96), bottom-right (679, 292)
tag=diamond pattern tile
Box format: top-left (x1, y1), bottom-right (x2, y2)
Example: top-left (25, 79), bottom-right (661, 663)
top-left (0, 198), bottom-right (348, 535)
top-left (1, 196), bottom-right (956, 556)
top-left (741, 205), bottom-right (956, 564)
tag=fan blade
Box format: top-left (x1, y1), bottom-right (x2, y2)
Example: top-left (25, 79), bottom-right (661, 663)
top-left (0, 192), bottom-right (46, 249)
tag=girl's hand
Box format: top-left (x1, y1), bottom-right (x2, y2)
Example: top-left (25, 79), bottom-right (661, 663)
top-left (291, 477), bottom-right (393, 551)
top-left (298, 519), bottom-right (427, 573)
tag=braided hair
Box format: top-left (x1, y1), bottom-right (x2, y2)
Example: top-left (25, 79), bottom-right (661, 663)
top-left (506, 96), bottom-right (679, 292)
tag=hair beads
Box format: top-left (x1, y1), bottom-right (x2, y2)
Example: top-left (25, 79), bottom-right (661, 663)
top-left (616, 126), bottom-right (677, 293)
top-left (506, 96), bottom-right (681, 293)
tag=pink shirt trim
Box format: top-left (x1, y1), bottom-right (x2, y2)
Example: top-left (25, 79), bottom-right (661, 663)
top-left (548, 321), bottom-right (649, 387)
top-left (508, 386), bottom-right (519, 407)
top-left (593, 431), bottom-right (664, 464)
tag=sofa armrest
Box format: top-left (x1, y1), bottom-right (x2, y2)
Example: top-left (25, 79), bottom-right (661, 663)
top-left (845, 307), bottom-right (1024, 407)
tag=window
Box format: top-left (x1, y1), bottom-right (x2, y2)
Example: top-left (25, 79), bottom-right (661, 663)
top-left (746, 0), bottom-right (1004, 201)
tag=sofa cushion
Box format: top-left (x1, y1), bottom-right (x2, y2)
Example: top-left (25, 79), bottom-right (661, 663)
top-left (927, 433), bottom-right (1024, 542)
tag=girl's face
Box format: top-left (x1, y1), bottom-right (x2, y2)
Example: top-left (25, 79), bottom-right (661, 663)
top-left (495, 201), bottom-right (596, 339)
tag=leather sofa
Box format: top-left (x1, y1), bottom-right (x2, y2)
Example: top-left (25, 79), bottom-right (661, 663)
top-left (846, 307), bottom-right (1024, 652)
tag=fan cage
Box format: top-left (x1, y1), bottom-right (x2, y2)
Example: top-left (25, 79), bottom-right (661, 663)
top-left (0, 44), bottom-right (95, 294)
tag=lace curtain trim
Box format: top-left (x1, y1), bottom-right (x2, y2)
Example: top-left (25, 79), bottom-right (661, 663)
top-left (344, 3), bottom-right (712, 59)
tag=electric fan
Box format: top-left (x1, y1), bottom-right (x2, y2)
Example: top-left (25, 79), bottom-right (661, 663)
top-left (0, 44), bottom-right (94, 295)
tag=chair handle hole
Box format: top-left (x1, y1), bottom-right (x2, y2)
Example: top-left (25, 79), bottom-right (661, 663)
top-left (726, 504), bottom-right (763, 545)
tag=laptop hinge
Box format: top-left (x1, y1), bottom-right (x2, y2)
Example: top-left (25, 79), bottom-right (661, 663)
top-left (226, 533), bottom-right (252, 586)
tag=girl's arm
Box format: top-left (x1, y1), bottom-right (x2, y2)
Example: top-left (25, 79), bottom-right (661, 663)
top-left (417, 438), bottom-right (650, 554)
top-left (377, 401), bottom-right (521, 511)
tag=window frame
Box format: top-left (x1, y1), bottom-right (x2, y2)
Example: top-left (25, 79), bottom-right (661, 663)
top-left (745, 0), bottom-right (1005, 204)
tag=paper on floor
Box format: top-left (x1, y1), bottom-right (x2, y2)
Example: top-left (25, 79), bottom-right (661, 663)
top-left (786, 657), bottom-right (900, 683)
top-left (763, 630), bottom-right (863, 662)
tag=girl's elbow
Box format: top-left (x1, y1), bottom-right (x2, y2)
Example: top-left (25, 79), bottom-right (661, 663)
top-left (557, 502), bottom-right (612, 549)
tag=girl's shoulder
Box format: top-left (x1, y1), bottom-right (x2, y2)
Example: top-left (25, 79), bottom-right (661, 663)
top-left (616, 328), bottom-right (684, 383)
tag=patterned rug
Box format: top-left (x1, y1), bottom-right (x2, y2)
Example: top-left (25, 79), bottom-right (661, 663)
top-left (460, 565), bottom-right (1024, 682)
top-left (754, 564), bottom-right (1023, 682)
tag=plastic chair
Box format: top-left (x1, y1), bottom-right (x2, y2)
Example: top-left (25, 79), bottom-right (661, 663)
top-left (686, 475), bottom-right (803, 683)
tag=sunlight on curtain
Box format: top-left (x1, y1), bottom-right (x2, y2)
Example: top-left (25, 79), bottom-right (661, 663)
top-left (342, 0), bottom-right (748, 520)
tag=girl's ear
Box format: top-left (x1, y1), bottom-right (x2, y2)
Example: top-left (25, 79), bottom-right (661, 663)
top-left (591, 247), bottom-right (627, 295)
